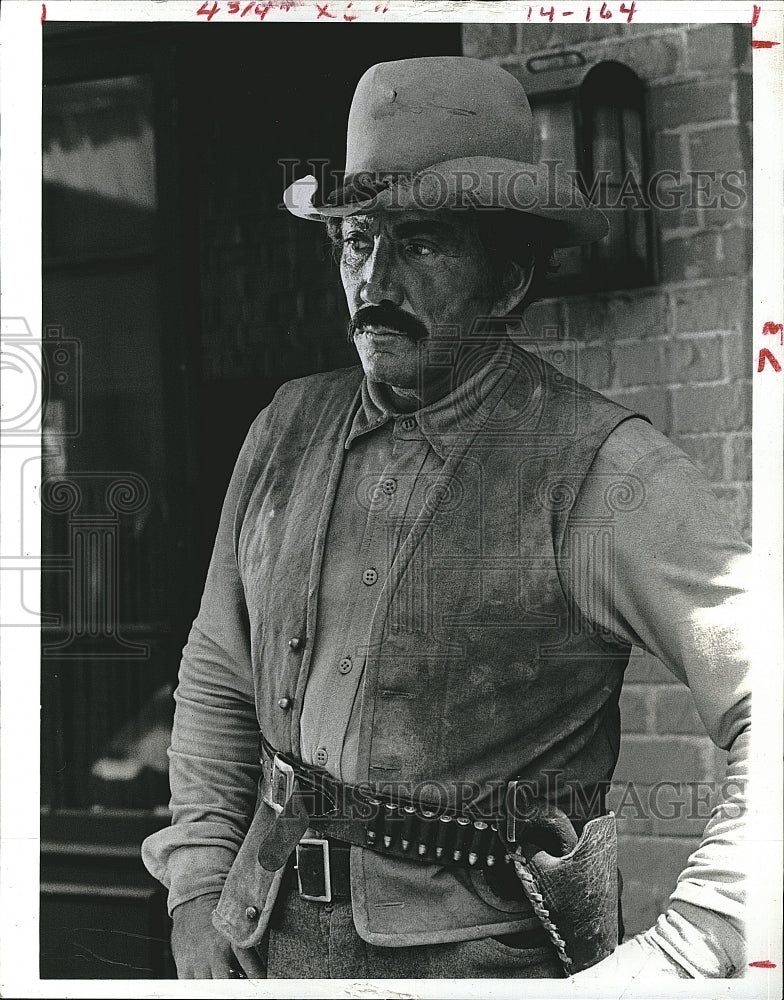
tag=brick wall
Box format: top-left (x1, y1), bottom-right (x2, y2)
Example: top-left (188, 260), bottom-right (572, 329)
top-left (463, 22), bottom-right (752, 936)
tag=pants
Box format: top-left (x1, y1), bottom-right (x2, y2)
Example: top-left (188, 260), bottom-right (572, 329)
top-left (265, 871), bottom-right (565, 979)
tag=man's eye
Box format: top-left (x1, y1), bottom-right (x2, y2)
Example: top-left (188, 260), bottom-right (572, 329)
top-left (405, 241), bottom-right (435, 257)
top-left (342, 234), bottom-right (372, 254)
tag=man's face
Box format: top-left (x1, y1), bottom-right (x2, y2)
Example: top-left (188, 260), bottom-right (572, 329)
top-left (338, 209), bottom-right (498, 395)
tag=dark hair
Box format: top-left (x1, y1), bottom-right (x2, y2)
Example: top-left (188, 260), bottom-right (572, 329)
top-left (324, 209), bottom-right (560, 312)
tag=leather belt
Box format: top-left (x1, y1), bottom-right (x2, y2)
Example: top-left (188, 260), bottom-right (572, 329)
top-left (290, 832), bottom-right (552, 952)
top-left (259, 733), bottom-right (606, 872)
top-left (292, 837), bottom-right (351, 902)
top-left (259, 734), bottom-right (509, 871)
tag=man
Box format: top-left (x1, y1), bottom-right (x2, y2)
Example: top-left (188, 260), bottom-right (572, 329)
top-left (142, 56), bottom-right (750, 981)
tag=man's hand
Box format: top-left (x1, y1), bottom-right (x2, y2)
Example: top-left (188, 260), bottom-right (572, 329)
top-left (570, 934), bottom-right (690, 987)
top-left (171, 894), bottom-right (267, 979)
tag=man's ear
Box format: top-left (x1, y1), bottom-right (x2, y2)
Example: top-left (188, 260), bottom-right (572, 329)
top-left (492, 259), bottom-right (535, 317)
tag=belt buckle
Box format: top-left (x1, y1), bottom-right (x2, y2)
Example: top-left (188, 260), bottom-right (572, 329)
top-left (295, 837), bottom-right (332, 903)
top-left (264, 753), bottom-right (295, 815)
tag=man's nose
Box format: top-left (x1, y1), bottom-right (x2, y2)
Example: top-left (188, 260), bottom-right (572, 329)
top-left (359, 243), bottom-right (404, 307)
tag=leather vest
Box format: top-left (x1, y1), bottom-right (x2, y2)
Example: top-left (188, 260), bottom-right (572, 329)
top-left (213, 343), bottom-right (640, 948)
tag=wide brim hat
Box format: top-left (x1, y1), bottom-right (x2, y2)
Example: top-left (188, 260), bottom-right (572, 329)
top-left (283, 56), bottom-right (609, 248)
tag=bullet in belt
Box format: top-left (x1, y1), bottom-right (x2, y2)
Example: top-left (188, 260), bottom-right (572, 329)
top-left (401, 805), bottom-right (417, 851)
top-left (486, 824), bottom-right (498, 867)
top-left (382, 802), bottom-right (397, 848)
top-left (452, 816), bottom-right (472, 862)
top-left (417, 810), bottom-right (437, 856)
top-left (435, 814), bottom-right (453, 859)
top-left (468, 820), bottom-right (489, 866)
top-left (365, 798), bottom-right (383, 846)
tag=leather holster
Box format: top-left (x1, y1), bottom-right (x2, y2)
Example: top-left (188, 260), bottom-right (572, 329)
top-left (507, 807), bottom-right (620, 975)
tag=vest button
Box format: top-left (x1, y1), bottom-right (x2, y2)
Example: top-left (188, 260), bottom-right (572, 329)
top-left (400, 417), bottom-right (416, 431)
top-left (288, 637), bottom-right (303, 650)
top-left (362, 568), bottom-right (378, 586)
top-left (278, 697), bottom-right (293, 710)
top-left (245, 905), bottom-right (259, 921)
top-left (338, 656), bottom-right (353, 674)
top-left (314, 746), bottom-right (329, 766)
top-left (382, 478), bottom-right (397, 495)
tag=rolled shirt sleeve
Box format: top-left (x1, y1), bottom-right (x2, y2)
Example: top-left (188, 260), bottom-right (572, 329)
top-left (142, 416), bottom-right (264, 914)
top-left (566, 417), bottom-right (752, 975)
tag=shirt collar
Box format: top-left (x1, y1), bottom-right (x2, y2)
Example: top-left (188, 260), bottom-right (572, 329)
top-left (345, 336), bottom-right (516, 461)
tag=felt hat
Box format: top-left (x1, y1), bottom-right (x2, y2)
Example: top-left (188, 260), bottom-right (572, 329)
top-left (283, 56), bottom-right (608, 247)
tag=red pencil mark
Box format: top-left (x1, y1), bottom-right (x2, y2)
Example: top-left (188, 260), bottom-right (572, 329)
top-left (343, 1), bottom-right (357, 19)
top-left (41, 3), bottom-right (46, 23)
top-left (257, 1), bottom-right (272, 17)
top-left (752, 39), bottom-right (781, 47)
top-left (620, 0), bottom-right (636, 21)
top-left (599, 1), bottom-right (612, 18)
top-left (316, 2), bottom-right (334, 15)
top-left (757, 348), bottom-right (782, 373)
top-left (763, 321), bottom-right (784, 344)
top-left (752, 4), bottom-right (761, 26)
top-left (540, 5), bottom-right (555, 22)
top-left (749, 960), bottom-right (777, 968)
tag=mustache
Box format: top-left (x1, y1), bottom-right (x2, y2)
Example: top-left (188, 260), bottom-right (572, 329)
top-left (348, 304), bottom-right (429, 344)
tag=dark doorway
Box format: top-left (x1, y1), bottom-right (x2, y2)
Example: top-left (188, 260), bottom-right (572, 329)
top-left (41, 20), bottom-right (461, 978)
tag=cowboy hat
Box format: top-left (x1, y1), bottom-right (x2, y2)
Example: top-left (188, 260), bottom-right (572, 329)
top-left (283, 56), bottom-right (609, 248)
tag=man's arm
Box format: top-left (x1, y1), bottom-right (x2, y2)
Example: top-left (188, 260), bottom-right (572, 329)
top-left (141, 413), bottom-right (266, 975)
top-left (563, 417), bottom-right (753, 980)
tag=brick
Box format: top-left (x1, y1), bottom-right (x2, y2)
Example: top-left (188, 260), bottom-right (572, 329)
top-left (649, 80), bottom-right (734, 131)
top-left (676, 434), bottom-right (725, 481)
top-left (575, 344), bottom-right (614, 390)
top-left (625, 650), bottom-right (675, 684)
top-left (736, 70), bottom-right (752, 124)
top-left (689, 125), bottom-right (748, 175)
top-left (662, 335), bottom-right (724, 384)
top-left (654, 686), bottom-right (705, 735)
top-left (536, 341), bottom-right (577, 379)
top-left (613, 32), bottom-right (686, 81)
top-left (701, 178), bottom-right (752, 229)
top-left (618, 834), bottom-right (703, 893)
top-left (519, 24), bottom-right (627, 54)
top-left (712, 482), bottom-right (752, 541)
top-left (652, 131), bottom-right (685, 175)
top-left (727, 432), bottom-right (752, 481)
top-left (649, 782), bottom-right (719, 837)
top-left (720, 226), bottom-right (753, 277)
top-left (613, 340), bottom-right (664, 388)
top-left (672, 382), bottom-right (750, 434)
top-left (611, 779), bottom-right (722, 839)
top-left (653, 174), bottom-right (700, 231)
top-left (673, 278), bottom-right (749, 335)
top-left (659, 229), bottom-right (751, 283)
top-left (619, 685), bottom-right (651, 733)
top-left (461, 24), bottom-right (516, 59)
top-left (607, 386), bottom-right (670, 433)
top-left (609, 784), bottom-right (654, 835)
top-left (723, 330), bottom-right (753, 380)
top-left (686, 25), bottom-right (737, 72)
top-left (618, 876), bottom-right (670, 936)
top-left (565, 291), bottom-right (669, 342)
top-left (613, 734), bottom-right (715, 785)
top-left (736, 25), bottom-right (753, 72)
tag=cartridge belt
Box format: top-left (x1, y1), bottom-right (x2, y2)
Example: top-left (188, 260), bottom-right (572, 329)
top-left (259, 734), bottom-right (603, 873)
top-left (259, 734), bottom-right (510, 869)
